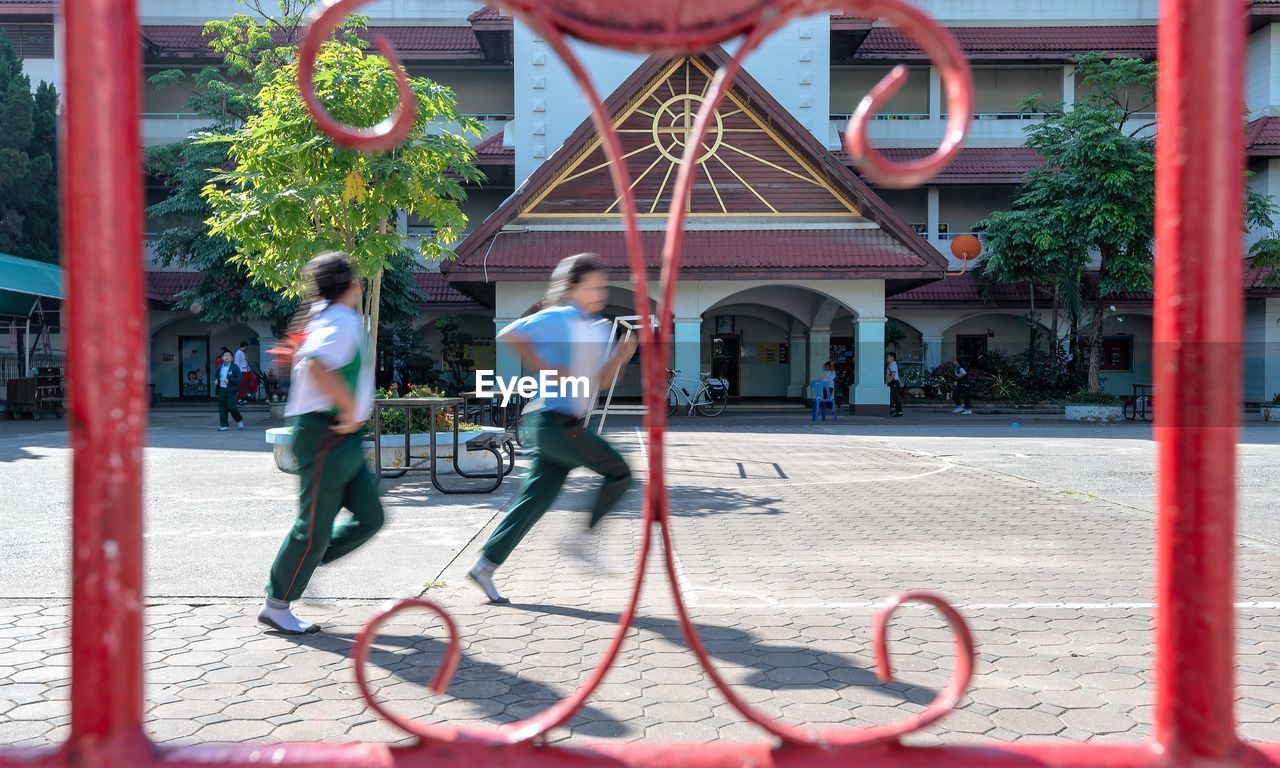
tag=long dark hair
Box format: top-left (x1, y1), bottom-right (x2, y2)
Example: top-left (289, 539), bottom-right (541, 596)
top-left (272, 252), bottom-right (358, 369)
top-left (545, 252), bottom-right (606, 305)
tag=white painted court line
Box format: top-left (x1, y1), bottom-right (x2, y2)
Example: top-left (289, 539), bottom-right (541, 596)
top-left (687, 601), bottom-right (1280, 611)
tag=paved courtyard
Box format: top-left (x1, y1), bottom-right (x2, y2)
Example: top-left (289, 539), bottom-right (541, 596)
top-left (2, 409), bottom-right (1280, 748)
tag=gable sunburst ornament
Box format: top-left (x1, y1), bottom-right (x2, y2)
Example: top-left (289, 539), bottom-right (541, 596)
top-left (525, 57), bottom-right (862, 217)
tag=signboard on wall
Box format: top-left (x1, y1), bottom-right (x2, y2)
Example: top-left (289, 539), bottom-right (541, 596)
top-left (179, 336), bottom-right (209, 398)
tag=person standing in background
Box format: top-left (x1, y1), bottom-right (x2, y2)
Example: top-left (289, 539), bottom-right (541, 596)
top-left (236, 340), bottom-right (258, 404)
top-left (952, 361), bottom-right (973, 415)
top-left (886, 352), bottom-right (903, 417)
top-left (216, 349), bottom-right (245, 431)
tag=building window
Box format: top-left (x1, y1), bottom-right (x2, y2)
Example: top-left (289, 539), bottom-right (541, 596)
top-left (1075, 335), bottom-right (1134, 371)
top-left (0, 23), bottom-right (55, 59)
top-left (956, 334), bottom-right (987, 367)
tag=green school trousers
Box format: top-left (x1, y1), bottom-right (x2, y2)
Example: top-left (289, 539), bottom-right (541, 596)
top-left (481, 411), bottom-right (632, 566)
top-left (217, 386), bottom-right (242, 427)
top-left (266, 413), bottom-right (384, 602)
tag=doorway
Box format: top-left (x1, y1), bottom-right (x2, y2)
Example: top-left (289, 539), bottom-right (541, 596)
top-left (179, 335), bottom-right (210, 399)
top-left (711, 334), bottom-right (740, 397)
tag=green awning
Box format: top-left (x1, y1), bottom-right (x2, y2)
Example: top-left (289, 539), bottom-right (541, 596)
top-left (0, 252), bottom-right (63, 316)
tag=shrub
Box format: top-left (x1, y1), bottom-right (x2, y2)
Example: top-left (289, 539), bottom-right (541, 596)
top-left (1271, 393), bottom-right (1280, 406)
top-left (1067, 390), bottom-right (1121, 406)
top-left (375, 384), bottom-right (481, 434)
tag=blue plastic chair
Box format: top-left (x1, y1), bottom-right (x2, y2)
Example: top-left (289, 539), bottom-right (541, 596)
top-left (809, 381), bottom-right (837, 421)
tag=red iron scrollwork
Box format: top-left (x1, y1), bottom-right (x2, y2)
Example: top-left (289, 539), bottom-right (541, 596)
top-left (299, 0), bottom-right (980, 749)
top-left (19, 0), bottom-right (1266, 766)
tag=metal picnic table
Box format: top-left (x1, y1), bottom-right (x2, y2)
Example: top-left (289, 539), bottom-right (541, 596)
top-left (1124, 383), bottom-right (1153, 422)
top-left (369, 396), bottom-right (515, 494)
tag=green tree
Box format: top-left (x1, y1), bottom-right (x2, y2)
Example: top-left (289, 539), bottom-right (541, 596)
top-left (979, 53), bottom-right (1275, 391)
top-left (0, 31), bottom-right (58, 264)
top-left (147, 1), bottom-right (329, 332)
top-left (146, 1), bottom-right (430, 335)
top-left (202, 34), bottom-right (483, 354)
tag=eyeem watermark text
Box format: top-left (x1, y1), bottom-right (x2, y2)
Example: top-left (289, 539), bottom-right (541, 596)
top-left (475, 370), bottom-right (591, 406)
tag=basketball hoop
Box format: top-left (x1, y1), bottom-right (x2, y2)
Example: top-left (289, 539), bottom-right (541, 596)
top-left (588, 314), bottom-right (660, 433)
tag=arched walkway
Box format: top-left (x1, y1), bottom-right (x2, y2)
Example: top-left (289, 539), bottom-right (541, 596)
top-left (150, 317), bottom-right (258, 400)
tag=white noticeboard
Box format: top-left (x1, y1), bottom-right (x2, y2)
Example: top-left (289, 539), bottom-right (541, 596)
top-left (587, 314), bottom-right (659, 434)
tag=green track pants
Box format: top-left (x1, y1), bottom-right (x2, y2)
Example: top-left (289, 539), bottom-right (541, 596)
top-left (217, 386), bottom-right (242, 427)
top-left (481, 411), bottom-right (632, 566)
top-left (266, 413), bottom-right (384, 602)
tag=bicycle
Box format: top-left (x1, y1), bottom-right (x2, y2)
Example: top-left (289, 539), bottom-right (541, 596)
top-left (666, 369), bottom-right (729, 417)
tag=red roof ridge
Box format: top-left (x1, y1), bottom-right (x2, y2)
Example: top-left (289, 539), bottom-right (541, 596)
top-left (473, 131), bottom-right (514, 164)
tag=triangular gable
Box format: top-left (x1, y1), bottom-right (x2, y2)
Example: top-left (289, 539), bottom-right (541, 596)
top-left (452, 47), bottom-right (947, 276)
top-left (524, 56), bottom-right (859, 217)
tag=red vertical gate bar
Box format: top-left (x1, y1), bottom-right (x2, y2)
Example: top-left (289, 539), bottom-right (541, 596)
top-left (60, 0), bottom-right (148, 755)
top-left (1153, 0), bottom-right (1245, 759)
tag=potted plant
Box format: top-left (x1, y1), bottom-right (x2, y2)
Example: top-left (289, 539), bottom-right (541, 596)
top-left (1263, 393), bottom-right (1280, 423)
top-left (1064, 390), bottom-right (1124, 422)
top-left (265, 383), bottom-right (496, 476)
top-left (264, 372), bottom-right (288, 421)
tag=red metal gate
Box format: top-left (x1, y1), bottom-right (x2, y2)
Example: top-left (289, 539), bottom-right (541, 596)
top-left (2, 0), bottom-right (1274, 766)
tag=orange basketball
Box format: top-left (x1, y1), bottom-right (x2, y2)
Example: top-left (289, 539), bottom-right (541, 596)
top-left (951, 234), bottom-right (983, 261)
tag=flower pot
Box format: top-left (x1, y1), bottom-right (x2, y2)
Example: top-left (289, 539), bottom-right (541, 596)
top-left (269, 402), bottom-right (287, 423)
top-left (1064, 404), bottom-right (1125, 422)
top-left (266, 427), bottom-right (507, 476)
top-left (1262, 406), bottom-right (1280, 423)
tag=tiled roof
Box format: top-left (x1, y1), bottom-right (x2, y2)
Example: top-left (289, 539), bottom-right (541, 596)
top-left (889, 272), bottom-right (1052, 306)
top-left (146, 270), bottom-right (485, 308)
top-left (142, 25), bottom-right (483, 60)
top-left (468, 5), bottom-right (505, 22)
top-left (1248, 116), bottom-right (1280, 156)
top-left (893, 263), bottom-right (1280, 307)
top-left (841, 147), bottom-right (1044, 184)
top-left (448, 228), bottom-right (936, 281)
top-left (413, 271), bottom-right (483, 309)
top-left (855, 25), bottom-right (1157, 60)
top-left (455, 48), bottom-right (945, 281)
top-left (472, 131), bottom-right (513, 164)
top-left (145, 271), bottom-right (200, 304)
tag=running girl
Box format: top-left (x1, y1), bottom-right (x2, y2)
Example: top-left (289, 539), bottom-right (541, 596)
top-left (468, 253), bottom-right (637, 604)
top-left (258, 252), bottom-right (383, 634)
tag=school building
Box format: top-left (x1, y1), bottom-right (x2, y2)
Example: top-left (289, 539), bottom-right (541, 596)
top-left (6, 0), bottom-right (1280, 408)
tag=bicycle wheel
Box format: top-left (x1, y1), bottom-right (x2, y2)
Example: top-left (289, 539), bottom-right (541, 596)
top-left (667, 388), bottom-right (679, 417)
top-left (696, 386), bottom-right (728, 417)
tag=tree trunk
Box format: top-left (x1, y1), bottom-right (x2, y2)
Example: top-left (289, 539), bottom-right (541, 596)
top-left (1027, 281), bottom-right (1037, 373)
top-left (1050, 283), bottom-right (1060, 373)
top-left (368, 268), bottom-right (383, 371)
top-left (1087, 299), bottom-right (1106, 392)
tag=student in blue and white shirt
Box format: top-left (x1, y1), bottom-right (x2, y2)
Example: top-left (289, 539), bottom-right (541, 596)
top-left (468, 253), bottom-right (638, 604)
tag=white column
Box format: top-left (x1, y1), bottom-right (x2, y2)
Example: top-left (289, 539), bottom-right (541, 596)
top-left (1266, 298), bottom-right (1280, 401)
top-left (855, 318), bottom-right (889, 412)
top-left (1062, 65), bottom-right (1076, 111)
top-left (929, 66), bottom-right (943, 121)
top-left (927, 186), bottom-right (941, 246)
top-left (247, 320), bottom-right (276, 376)
top-left (788, 331), bottom-right (807, 398)
top-left (495, 317), bottom-right (519, 382)
top-left (923, 335), bottom-right (943, 372)
top-left (807, 328), bottom-right (831, 395)
top-left (673, 317), bottom-right (702, 382)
